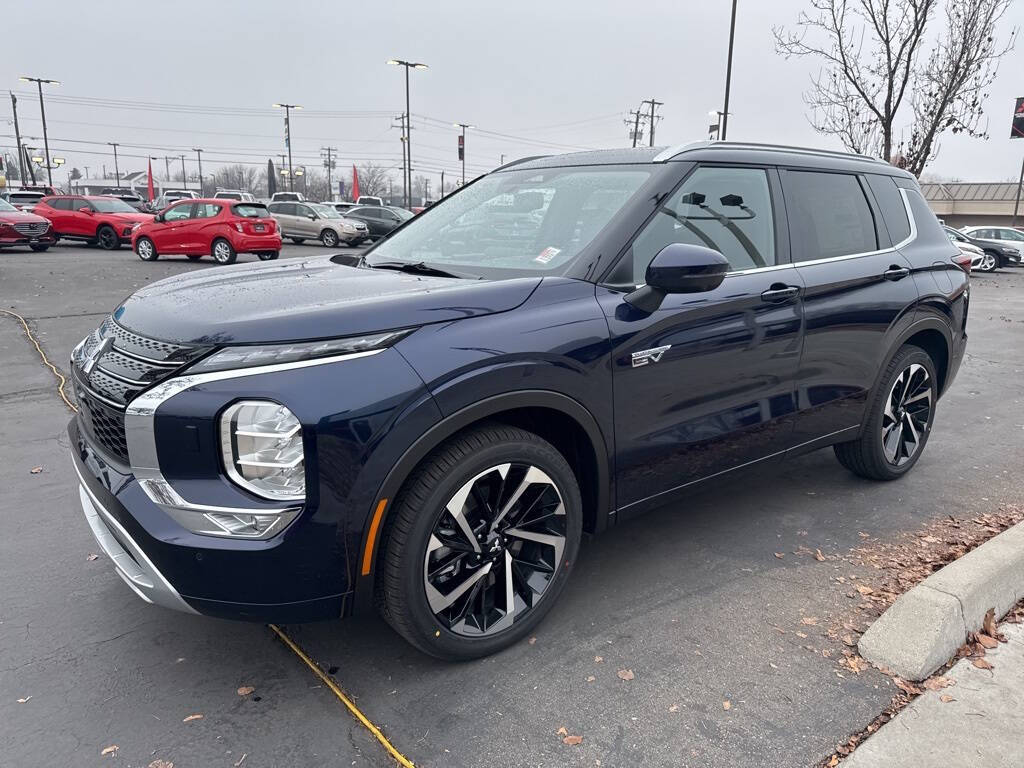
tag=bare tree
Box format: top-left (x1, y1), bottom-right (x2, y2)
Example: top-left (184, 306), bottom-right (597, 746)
top-left (212, 164), bottom-right (260, 193)
top-left (775, 0), bottom-right (1015, 176)
top-left (356, 162), bottom-right (393, 199)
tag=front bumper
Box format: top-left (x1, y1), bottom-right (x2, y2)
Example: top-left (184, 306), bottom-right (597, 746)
top-left (0, 233), bottom-right (56, 247)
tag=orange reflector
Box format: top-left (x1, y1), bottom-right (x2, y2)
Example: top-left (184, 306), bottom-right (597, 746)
top-left (361, 498), bottom-right (388, 576)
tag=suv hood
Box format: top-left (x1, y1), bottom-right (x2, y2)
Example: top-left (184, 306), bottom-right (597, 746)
top-left (114, 256), bottom-right (542, 344)
top-left (109, 212), bottom-right (154, 224)
top-left (0, 209), bottom-right (49, 224)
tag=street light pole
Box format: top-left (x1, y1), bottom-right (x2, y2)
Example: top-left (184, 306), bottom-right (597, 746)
top-left (273, 103), bottom-right (302, 191)
top-left (20, 76), bottom-right (59, 187)
top-left (107, 142), bottom-right (120, 186)
top-left (193, 148), bottom-right (204, 196)
top-left (454, 123), bottom-right (474, 185)
top-left (388, 60), bottom-right (428, 208)
top-left (720, 0), bottom-right (738, 140)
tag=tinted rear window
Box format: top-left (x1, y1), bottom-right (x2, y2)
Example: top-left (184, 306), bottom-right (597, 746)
top-left (233, 203), bottom-right (269, 217)
top-left (784, 171), bottom-right (878, 260)
top-left (9, 193), bottom-right (44, 203)
top-left (865, 174), bottom-right (911, 245)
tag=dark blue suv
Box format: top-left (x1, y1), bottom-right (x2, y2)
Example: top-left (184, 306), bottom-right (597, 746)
top-left (70, 142), bottom-right (968, 659)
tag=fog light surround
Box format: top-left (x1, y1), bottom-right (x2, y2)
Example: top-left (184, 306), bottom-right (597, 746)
top-left (220, 400), bottom-right (306, 501)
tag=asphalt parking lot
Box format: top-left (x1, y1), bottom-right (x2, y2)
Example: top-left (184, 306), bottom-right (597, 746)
top-left (2, 244), bottom-right (1023, 768)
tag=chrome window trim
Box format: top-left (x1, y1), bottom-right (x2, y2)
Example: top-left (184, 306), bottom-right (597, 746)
top-left (123, 347), bottom-right (384, 537)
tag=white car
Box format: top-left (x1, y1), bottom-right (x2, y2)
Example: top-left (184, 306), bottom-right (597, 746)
top-left (153, 190), bottom-right (199, 209)
top-left (960, 226), bottom-right (1024, 267)
top-left (213, 190), bottom-right (256, 202)
top-left (945, 227), bottom-right (995, 273)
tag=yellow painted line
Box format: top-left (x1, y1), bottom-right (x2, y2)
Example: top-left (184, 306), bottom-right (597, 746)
top-left (0, 308), bottom-right (78, 413)
top-left (362, 498), bottom-right (389, 576)
top-left (268, 623), bottom-right (415, 768)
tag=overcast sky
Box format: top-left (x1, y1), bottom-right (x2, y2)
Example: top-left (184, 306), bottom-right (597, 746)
top-left (4, 0), bottom-right (1023, 191)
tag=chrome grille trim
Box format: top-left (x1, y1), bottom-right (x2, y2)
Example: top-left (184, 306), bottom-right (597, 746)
top-left (12, 222), bottom-right (49, 235)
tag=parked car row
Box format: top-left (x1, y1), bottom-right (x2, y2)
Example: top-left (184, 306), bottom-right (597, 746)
top-left (945, 225), bottom-right (1024, 273)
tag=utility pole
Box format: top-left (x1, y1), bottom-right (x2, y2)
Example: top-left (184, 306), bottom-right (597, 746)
top-left (500, 153), bottom-right (506, 166)
top-left (454, 122), bottom-right (473, 185)
top-left (393, 114), bottom-right (407, 206)
top-left (273, 103), bottom-right (302, 191)
top-left (192, 148), bottom-right (204, 195)
top-left (440, 170), bottom-right (444, 197)
top-left (163, 156), bottom-right (171, 181)
top-left (627, 107), bottom-right (645, 148)
top-left (387, 60), bottom-right (428, 208)
top-left (20, 76), bottom-right (59, 187)
top-left (180, 155), bottom-right (187, 190)
top-left (720, 0), bottom-right (738, 140)
top-left (108, 142), bottom-right (121, 187)
top-left (321, 146), bottom-right (336, 200)
top-left (10, 92), bottom-right (25, 185)
top-left (641, 99), bottom-right (664, 147)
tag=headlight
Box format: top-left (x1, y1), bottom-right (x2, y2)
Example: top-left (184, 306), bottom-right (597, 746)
top-left (188, 330), bottom-right (410, 374)
top-left (221, 400), bottom-right (305, 502)
top-left (131, 222), bottom-right (142, 231)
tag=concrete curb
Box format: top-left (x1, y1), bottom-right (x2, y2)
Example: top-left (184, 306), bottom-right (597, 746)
top-left (858, 520), bottom-right (1024, 681)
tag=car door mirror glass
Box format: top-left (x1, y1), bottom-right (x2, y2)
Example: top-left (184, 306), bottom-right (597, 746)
top-left (625, 243), bottom-right (729, 313)
top-left (79, 206), bottom-right (92, 214)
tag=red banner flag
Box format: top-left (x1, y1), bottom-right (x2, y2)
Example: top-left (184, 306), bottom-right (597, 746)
top-left (147, 159), bottom-right (155, 202)
top-left (351, 164), bottom-right (360, 201)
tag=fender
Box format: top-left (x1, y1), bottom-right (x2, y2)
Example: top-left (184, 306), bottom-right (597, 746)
top-left (870, 314), bottom-right (954, 404)
top-left (350, 389), bottom-right (611, 614)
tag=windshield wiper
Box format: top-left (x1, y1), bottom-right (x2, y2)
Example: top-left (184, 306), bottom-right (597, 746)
top-left (366, 260), bottom-right (477, 279)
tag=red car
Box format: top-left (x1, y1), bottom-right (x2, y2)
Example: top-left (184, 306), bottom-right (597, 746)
top-left (0, 196), bottom-right (56, 252)
top-left (35, 195), bottom-right (153, 250)
top-left (132, 199), bottom-right (281, 265)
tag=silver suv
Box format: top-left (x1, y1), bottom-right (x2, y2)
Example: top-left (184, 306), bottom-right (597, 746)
top-left (267, 201), bottom-right (368, 246)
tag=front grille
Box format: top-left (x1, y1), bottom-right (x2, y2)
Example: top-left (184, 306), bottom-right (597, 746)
top-left (72, 317), bottom-right (208, 465)
top-left (12, 222), bottom-right (49, 236)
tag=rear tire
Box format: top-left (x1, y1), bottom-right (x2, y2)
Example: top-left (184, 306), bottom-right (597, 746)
top-left (29, 244), bottom-right (50, 252)
top-left (257, 251), bottom-right (279, 261)
top-left (211, 238), bottom-right (237, 265)
top-left (97, 225), bottom-right (120, 250)
top-left (187, 254), bottom-right (203, 261)
top-left (135, 237), bottom-right (158, 261)
top-left (376, 423), bottom-right (582, 660)
top-left (834, 346), bottom-right (937, 481)
top-left (290, 237), bottom-right (305, 245)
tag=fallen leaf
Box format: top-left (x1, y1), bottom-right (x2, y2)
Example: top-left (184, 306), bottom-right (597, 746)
top-left (774, 552), bottom-right (785, 559)
top-left (556, 726), bottom-right (568, 737)
top-left (800, 617), bottom-right (819, 626)
top-left (940, 694), bottom-right (956, 703)
top-left (722, 700), bottom-right (731, 710)
top-left (616, 669), bottom-right (634, 681)
top-left (976, 634), bottom-right (998, 649)
top-left (795, 631), bottom-right (808, 639)
top-left (30, 466), bottom-right (43, 474)
top-left (563, 735), bottom-right (583, 746)
top-left (983, 608), bottom-right (997, 637)
top-left (16, 696), bottom-right (31, 703)
top-left (528, 636), bottom-right (537, 645)
top-left (101, 745), bottom-right (119, 757)
top-left (182, 714), bottom-right (204, 723)
top-left (855, 584), bottom-right (874, 596)
top-left (973, 658), bottom-right (994, 670)
top-left (585, 675), bottom-right (596, 682)
top-left (236, 686), bottom-right (255, 696)
top-left (815, 549), bottom-right (826, 561)
top-left (893, 678), bottom-right (922, 695)
top-left (922, 676), bottom-right (952, 691)
top-left (841, 634), bottom-right (857, 647)
top-left (668, 704), bottom-right (679, 712)
top-left (149, 760), bottom-right (174, 768)
top-left (86, 553), bottom-right (99, 561)
top-left (594, 655), bottom-right (603, 663)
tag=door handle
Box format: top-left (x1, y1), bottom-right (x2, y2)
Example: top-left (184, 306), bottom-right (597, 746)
top-left (760, 284), bottom-right (800, 303)
top-left (883, 265), bottom-right (910, 281)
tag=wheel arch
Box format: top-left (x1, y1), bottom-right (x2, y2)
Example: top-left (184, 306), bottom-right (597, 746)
top-left (887, 317), bottom-right (953, 396)
top-left (351, 390), bottom-right (611, 614)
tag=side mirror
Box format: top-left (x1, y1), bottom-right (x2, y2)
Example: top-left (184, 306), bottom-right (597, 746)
top-left (307, 213), bottom-right (317, 220)
top-left (624, 243), bottom-right (729, 313)
top-left (78, 206), bottom-right (93, 214)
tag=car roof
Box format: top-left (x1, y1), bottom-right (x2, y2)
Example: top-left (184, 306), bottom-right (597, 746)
top-left (505, 140), bottom-right (914, 180)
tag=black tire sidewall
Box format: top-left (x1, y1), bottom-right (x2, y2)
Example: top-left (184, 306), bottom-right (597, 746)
top-left (98, 226), bottom-right (119, 250)
top-left (388, 432), bottom-right (582, 660)
top-left (212, 238), bottom-right (236, 264)
top-left (321, 230), bottom-right (338, 247)
top-left (862, 347), bottom-right (937, 479)
top-left (136, 237), bottom-right (158, 261)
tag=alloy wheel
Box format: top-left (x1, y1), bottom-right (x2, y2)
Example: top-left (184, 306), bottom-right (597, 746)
top-left (213, 241), bottom-right (232, 262)
top-left (424, 463), bottom-right (567, 637)
top-left (881, 363), bottom-right (933, 466)
top-left (98, 228), bottom-right (118, 249)
top-left (137, 239), bottom-right (153, 259)
top-left (980, 253), bottom-right (997, 272)
top-left (322, 230), bottom-right (338, 247)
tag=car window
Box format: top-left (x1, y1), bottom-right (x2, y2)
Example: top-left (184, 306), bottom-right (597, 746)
top-left (91, 198), bottom-right (139, 213)
top-left (10, 193), bottom-right (44, 204)
top-left (164, 203), bottom-right (193, 221)
top-left (192, 203), bottom-right (221, 219)
top-left (865, 174), bottom-right (910, 245)
top-left (784, 171), bottom-right (878, 261)
top-left (233, 203), bottom-right (269, 218)
top-left (353, 207), bottom-right (380, 219)
top-left (0, 198), bottom-right (16, 212)
top-left (47, 197), bottom-right (69, 211)
top-left (996, 228), bottom-right (1024, 241)
top-left (627, 166), bottom-right (777, 281)
top-left (73, 198), bottom-right (93, 211)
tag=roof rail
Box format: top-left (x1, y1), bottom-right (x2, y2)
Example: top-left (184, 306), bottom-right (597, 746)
top-left (494, 155), bottom-right (550, 171)
top-left (653, 140), bottom-right (885, 164)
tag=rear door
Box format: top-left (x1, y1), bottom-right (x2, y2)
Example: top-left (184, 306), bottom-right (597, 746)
top-left (294, 203), bottom-right (319, 237)
top-left (600, 164), bottom-right (804, 515)
top-left (784, 169), bottom-right (920, 444)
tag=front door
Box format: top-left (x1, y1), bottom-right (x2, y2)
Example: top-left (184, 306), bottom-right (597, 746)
top-left (151, 202), bottom-right (193, 253)
top-left (599, 164), bottom-right (804, 515)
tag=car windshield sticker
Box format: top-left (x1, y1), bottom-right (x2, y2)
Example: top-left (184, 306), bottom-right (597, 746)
top-left (535, 246), bottom-right (561, 264)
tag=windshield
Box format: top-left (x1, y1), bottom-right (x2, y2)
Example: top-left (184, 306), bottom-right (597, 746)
top-left (0, 198), bottom-right (16, 212)
top-left (366, 166), bottom-right (651, 277)
top-left (92, 198), bottom-right (138, 213)
top-left (311, 203), bottom-right (341, 218)
top-left (9, 193), bottom-right (44, 203)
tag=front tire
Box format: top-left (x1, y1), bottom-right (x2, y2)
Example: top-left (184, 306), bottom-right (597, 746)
top-left (97, 225), bottom-right (120, 250)
top-left (320, 229), bottom-right (339, 247)
top-left (187, 254), bottom-right (203, 261)
top-left (290, 237), bottom-right (305, 245)
top-left (135, 237), bottom-right (158, 261)
top-left (978, 251), bottom-right (999, 273)
top-left (29, 244), bottom-right (50, 252)
top-left (211, 238), bottom-right (237, 264)
top-left (376, 423), bottom-right (582, 660)
top-left (834, 346), bottom-right (937, 481)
